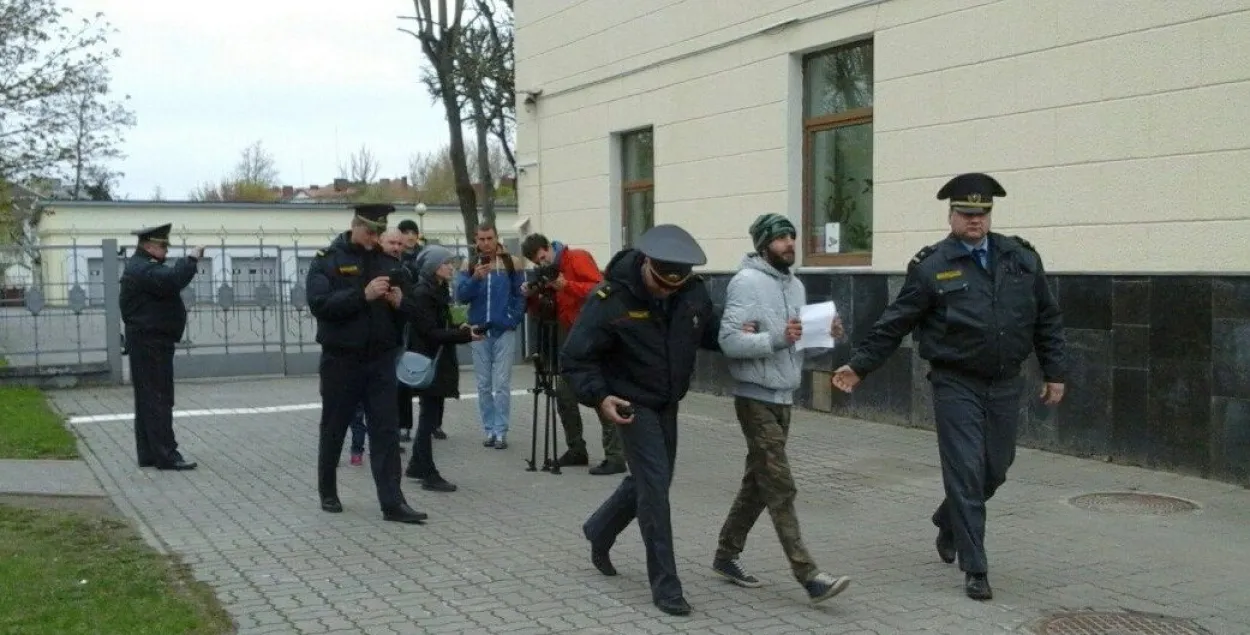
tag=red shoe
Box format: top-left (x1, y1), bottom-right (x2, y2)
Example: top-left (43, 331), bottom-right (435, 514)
top-left (349, 452), bottom-right (363, 467)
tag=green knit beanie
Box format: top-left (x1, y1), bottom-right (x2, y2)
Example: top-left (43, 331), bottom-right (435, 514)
top-left (749, 213), bottom-right (796, 252)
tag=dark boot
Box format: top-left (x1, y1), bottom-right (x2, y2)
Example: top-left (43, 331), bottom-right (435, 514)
top-left (382, 503), bottom-right (428, 524)
top-left (588, 460), bottom-right (626, 475)
top-left (965, 573), bottom-right (992, 600)
top-left (558, 448), bottom-right (589, 466)
top-left (936, 527), bottom-right (956, 564)
top-left (653, 596), bottom-right (691, 616)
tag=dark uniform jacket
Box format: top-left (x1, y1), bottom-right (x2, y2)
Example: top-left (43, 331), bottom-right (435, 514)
top-left (560, 248), bottom-right (722, 411)
top-left (119, 251), bottom-right (198, 342)
top-left (848, 232), bottom-right (1065, 383)
top-left (406, 276), bottom-right (473, 399)
top-left (306, 233), bottom-right (411, 356)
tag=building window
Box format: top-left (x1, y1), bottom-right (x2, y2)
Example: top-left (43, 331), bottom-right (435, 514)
top-left (802, 39), bottom-right (873, 266)
top-left (620, 127), bottom-right (654, 249)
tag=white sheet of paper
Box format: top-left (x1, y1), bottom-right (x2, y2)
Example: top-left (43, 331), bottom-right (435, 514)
top-left (796, 301), bottom-right (837, 350)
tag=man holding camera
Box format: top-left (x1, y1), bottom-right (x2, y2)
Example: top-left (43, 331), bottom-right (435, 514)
top-left (455, 223), bottom-right (526, 449)
top-left (521, 234), bottom-right (625, 475)
top-left (307, 203), bottom-right (425, 524)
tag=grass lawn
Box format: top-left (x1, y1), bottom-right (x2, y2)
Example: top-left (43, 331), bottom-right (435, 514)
top-left (0, 386), bottom-right (79, 459)
top-left (0, 504), bottom-right (234, 634)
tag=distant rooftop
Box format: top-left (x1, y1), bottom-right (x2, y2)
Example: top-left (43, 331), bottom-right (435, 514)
top-left (42, 200), bottom-right (518, 212)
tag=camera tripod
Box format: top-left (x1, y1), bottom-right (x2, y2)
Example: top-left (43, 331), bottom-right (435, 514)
top-left (526, 307), bottom-right (563, 475)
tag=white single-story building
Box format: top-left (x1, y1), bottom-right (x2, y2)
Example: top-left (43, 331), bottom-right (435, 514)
top-left (19, 200), bottom-right (522, 304)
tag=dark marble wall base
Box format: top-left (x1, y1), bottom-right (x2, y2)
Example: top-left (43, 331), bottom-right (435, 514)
top-left (690, 273), bottom-right (1250, 488)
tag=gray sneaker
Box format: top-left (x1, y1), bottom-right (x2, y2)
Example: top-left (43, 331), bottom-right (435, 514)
top-left (805, 572), bottom-right (851, 604)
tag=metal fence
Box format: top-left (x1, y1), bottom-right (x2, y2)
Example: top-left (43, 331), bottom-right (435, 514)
top-left (0, 233), bottom-right (529, 384)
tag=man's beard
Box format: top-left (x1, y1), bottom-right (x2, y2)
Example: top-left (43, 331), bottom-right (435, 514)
top-left (765, 249), bottom-right (794, 273)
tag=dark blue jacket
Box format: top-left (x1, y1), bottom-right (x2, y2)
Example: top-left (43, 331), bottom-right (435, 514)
top-left (306, 233), bottom-right (414, 356)
top-left (119, 250), bottom-right (197, 342)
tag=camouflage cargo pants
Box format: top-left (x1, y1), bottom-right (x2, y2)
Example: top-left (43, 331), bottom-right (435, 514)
top-left (715, 396), bottom-right (819, 583)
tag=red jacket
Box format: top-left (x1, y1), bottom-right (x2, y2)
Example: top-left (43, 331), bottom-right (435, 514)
top-left (526, 244), bottom-right (603, 330)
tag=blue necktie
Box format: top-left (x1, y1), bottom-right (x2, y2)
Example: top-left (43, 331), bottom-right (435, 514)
top-left (972, 248), bottom-right (987, 270)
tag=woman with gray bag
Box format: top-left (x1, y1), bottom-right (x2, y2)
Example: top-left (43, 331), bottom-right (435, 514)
top-left (402, 245), bottom-right (484, 492)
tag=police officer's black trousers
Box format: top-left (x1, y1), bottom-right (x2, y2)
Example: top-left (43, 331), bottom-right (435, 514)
top-left (126, 332), bottom-right (180, 466)
top-left (582, 403), bottom-right (682, 602)
top-left (317, 348), bottom-right (406, 510)
top-left (928, 368), bottom-right (1022, 574)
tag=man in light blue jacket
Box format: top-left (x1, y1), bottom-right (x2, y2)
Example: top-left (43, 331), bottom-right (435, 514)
top-left (455, 223), bottom-right (526, 449)
top-left (711, 213), bottom-right (852, 605)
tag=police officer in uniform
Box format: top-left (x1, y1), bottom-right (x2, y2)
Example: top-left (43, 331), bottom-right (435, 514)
top-left (119, 223), bottom-right (201, 471)
top-left (561, 224), bottom-right (724, 617)
top-left (307, 203), bottom-right (426, 524)
top-left (831, 173), bottom-right (1066, 601)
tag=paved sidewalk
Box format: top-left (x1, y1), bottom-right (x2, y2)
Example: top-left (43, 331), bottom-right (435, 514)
top-left (51, 373), bottom-right (1250, 635)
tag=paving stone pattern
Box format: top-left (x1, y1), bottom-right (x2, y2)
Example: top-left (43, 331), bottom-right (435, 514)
top-left (53, 373), bottom-right (1250, 635)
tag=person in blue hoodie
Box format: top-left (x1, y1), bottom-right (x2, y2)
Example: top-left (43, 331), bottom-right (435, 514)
top-left (454, 223), bottom-right (526, 449)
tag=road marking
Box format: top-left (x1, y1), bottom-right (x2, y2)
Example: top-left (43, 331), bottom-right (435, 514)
top-left (67, 389), bottom-right (531, 424)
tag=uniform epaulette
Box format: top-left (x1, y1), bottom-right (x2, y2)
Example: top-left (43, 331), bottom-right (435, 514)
top-left (1011, 235), bottom-right (1037, 253)
top-left (908, 244), bottom-right (939, 270)
top-left (594, 283), bottom-right (614, 300)
top-left (314, 249), bottom-right (327, 258)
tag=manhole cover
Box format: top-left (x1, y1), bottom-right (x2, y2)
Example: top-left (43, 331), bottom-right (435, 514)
top-left (1068, 492), bottom-right (1198, 515)
top-left (1033, 610), bottom-right (1211, 634)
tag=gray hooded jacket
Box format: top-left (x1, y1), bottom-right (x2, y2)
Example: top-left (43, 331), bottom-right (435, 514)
top-left (717, 252), bottom-right (807, 405)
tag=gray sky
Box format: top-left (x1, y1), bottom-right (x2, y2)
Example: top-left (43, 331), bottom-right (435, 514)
top-left (74, 0), bottom-right (449, 200)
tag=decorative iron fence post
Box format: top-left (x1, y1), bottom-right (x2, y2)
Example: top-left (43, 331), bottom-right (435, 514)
top-left (102, 239), bottom-right (124, 384)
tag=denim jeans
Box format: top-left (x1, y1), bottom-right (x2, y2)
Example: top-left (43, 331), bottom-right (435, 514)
top-left (471, 329), bottom-right (516, 439)
top-left (349, 402), bottom-right (367, 454)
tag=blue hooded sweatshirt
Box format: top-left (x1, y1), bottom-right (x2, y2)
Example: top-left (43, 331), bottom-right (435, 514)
top-left (453, 251), bottom-right (525, 334)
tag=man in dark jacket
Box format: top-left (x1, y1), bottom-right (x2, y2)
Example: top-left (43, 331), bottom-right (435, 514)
top-left (119, 223), bottom-right (202, 471)
top-left (831, 172), bottom-right (1067, 601)
top-left (561, 224), bottom-right (723, 617)
top-left (306, 203), bottom-right (425, 524)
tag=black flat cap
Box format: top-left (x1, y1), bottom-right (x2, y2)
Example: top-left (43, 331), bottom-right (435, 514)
top-left (132, 223), bottom-right (172, 243)
top-left (936, 172), bottom-right (1006, 215)
top-left (352, 203), bottom-right (394, 231)
top-left (635, 224), bottom-right (706, 287)
top-left (396, 219), bottom-right (419, 233)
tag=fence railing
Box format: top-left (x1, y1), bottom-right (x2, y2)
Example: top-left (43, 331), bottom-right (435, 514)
top-left (0, 234), bottom-right (529, 383)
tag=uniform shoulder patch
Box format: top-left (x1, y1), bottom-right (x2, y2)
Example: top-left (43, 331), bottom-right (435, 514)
top-left (1011, 235), bottom-right (1037, 253)
top-left (908, 244), bottom-right (939, 270)
top-left (314, 249), bottom-right (327, 258)
top-left (594, 283), bottom-right (613, 300)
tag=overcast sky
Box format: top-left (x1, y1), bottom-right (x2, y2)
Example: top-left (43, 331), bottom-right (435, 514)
top-left (72, 0), bottom-right (449, 200)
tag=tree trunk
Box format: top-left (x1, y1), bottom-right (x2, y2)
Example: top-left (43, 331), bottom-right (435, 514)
top-left (440, 74), bottom-right (479, 247)
top-left (471, 91), bottom-right (496, 227)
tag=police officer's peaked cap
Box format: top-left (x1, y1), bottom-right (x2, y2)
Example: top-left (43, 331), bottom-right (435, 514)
top-left (635, 224), bottom-right (706, 286)
top-left (352, 203), bottom-right (394, 231)
top-left (936, 172), bottom-right (1006, 215)
top-left (132, 223), bottom-right (173, 243)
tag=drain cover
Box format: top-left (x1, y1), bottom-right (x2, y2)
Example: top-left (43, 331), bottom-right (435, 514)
top-left (1068, 492), bottom-right (1198, 515)
top-left (1033, 611), bottom-right (1210, 634)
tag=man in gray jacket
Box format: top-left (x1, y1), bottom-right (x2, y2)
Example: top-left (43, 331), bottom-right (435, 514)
top-left (711, 213), bottom-right (852, 605)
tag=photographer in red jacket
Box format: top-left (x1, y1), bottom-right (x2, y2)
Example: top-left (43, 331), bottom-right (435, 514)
top-left (521, 234), bottom-right (625, 475)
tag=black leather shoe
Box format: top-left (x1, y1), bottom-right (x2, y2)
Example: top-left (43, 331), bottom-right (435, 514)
top-left (654, 596), bottom-right (691, 616)
top-left (936, 528), bottom-right (956, 564)
top-left (156, 460), bottom-right (197, 471)
top-left (432, 427), bottom-right (447, 440)
top-left (591, 545), bottom-right (617, 576)
top-left (558, 449), bottom-right (589, 467)
top-left (382, 504), bottom-right (427, 524)
top-left (138, 460), bottom-right (155, 468)
top-left (965, 573), bottom-right (993, 601)
top-left (422, 477), bottom-right (458, 493)
top-left (320, 497), bottom-right (343, 513)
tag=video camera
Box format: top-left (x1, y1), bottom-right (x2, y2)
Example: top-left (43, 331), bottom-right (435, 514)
top-left (532, 262), bottom-right (560, 287)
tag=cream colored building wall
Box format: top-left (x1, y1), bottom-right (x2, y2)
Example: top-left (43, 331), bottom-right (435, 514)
top-left (515, 0), bottom-right (1250, 273)
top-left (30, 202), bottom-right (520, 302)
